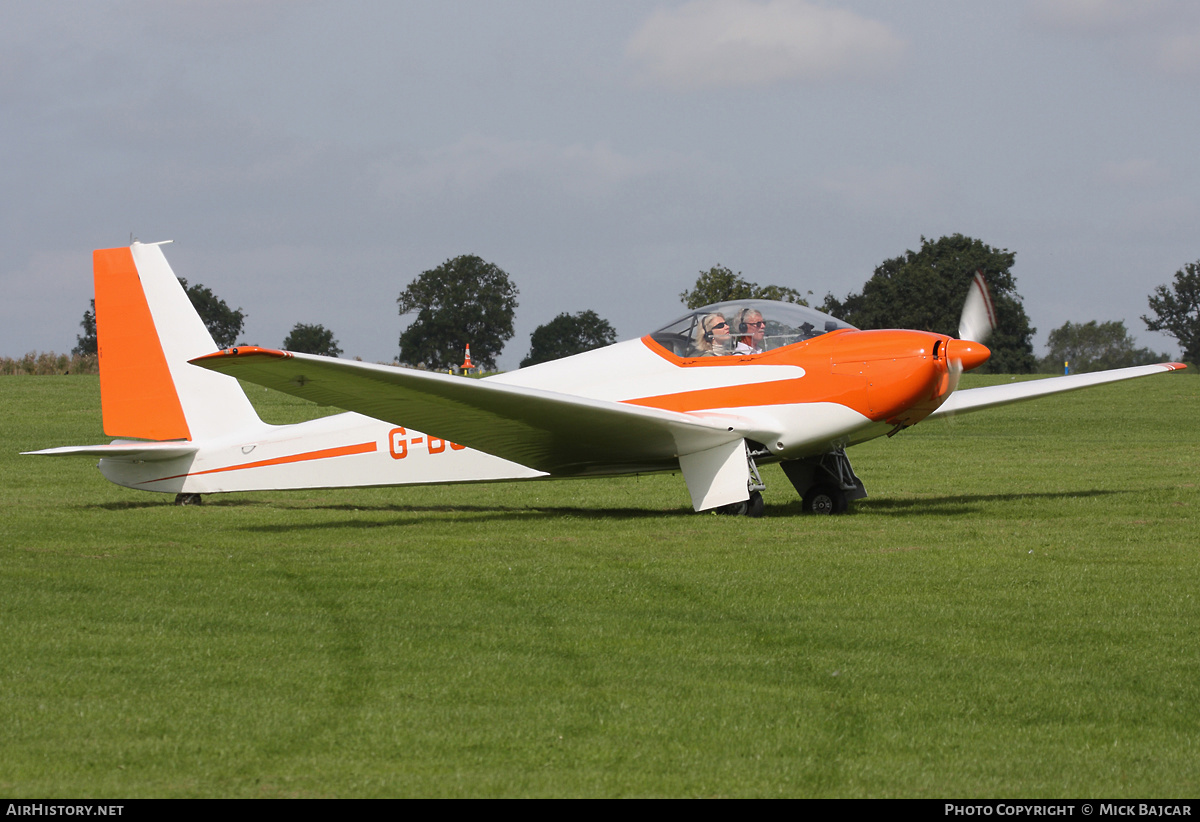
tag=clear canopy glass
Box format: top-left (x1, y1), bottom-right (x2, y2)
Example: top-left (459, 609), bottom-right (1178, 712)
top-left (647, 299), bottom-right (856, 358)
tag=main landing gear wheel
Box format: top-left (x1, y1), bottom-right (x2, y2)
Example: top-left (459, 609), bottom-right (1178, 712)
top-left (716, 490), bottom-right (766, 517)
top-left (802, 484), bottom-right (846, 515)
top-left (746, 490), bottom-right (765, 518)
top-left (174, 493), bottom-right (202, 506)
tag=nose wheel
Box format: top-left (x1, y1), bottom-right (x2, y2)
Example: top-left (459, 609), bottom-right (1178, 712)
top-left (782, 449), bottom-right (866, 515)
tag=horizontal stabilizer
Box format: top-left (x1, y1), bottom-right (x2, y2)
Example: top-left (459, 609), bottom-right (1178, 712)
top-left (931, 363), bottom-right (1187, 418)
top-left (191, 348), bottom-right (743, 474)
top-left (24, 441), bottom-right (199, 461)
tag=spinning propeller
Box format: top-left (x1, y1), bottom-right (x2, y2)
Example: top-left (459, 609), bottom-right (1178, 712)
top-left (942, 271), bottom-right (996, 396)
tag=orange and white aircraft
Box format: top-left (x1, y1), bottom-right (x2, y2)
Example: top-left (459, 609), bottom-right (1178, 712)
top-left (27, 241), bottom-right (1187, 515)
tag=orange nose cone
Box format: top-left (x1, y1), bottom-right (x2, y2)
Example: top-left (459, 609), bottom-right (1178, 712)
top-left (946, 339), bottom-right (991, 372)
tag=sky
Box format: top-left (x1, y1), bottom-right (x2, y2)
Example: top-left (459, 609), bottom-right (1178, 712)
top-left (3, 0), bottom-right (1198, 369)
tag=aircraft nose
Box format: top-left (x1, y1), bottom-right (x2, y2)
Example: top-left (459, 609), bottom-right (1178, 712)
top-left (945, 339), bottom-right (991, 372)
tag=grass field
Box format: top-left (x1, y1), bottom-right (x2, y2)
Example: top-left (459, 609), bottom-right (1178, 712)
top-left (2, 372), bottom-right (1197, 798)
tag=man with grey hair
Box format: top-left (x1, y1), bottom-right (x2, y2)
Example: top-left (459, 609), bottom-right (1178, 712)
top-left (732, 308), bottom-right (766, 354)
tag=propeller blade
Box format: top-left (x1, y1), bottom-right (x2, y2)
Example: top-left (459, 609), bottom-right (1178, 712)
top-left (946, 357), bottom-right (963, 397)
top-left (959, 271), bottom-right (997, 343)
top-left (940, 273), bottom-right (998, 402)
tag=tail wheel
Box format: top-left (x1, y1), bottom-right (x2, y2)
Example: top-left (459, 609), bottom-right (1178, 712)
top-left (802, 484), bottom-right (846, 515)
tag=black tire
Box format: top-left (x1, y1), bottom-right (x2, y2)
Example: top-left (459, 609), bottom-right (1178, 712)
top-left (802, 484), bottom-right (845, 515)
top-left (174, 493), bottom-right (202, 506)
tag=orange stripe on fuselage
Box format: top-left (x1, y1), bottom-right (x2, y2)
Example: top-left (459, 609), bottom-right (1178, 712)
top-left (631, 330), bottom-right (950, 425)
top-left (141, 441), bottom-right (378, 484)
top-left (94, 247), bottom-right (191, 441)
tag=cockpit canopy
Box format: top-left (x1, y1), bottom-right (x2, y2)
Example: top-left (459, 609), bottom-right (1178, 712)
top-left (648, 299), bottom-right (857, 358)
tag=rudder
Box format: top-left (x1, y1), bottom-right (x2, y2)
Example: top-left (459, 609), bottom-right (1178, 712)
top-left (94, 242), bottom-right (261, 441)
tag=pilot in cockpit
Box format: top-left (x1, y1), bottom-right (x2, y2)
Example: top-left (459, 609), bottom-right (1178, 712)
top-left (732, 308), bottom-right (766, 354)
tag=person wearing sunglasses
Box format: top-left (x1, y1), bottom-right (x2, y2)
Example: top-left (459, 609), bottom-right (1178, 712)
top-left (692, 313), bottom-right (732, 356)
top-left (732, 308), bottom-right (766, 355)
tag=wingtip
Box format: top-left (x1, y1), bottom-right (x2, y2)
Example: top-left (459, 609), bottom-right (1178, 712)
top-left (190, 346), bottom-right (294, 365)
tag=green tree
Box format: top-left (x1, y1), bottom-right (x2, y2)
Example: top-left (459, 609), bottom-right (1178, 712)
top-left (74, 300), bottom-right (97, 356)
top-left (74, 279), bottom-right (245, 353)
top-left (681, 265), bottom-right (808, 309)
top-left (178, 278), bottom-right (246, 348)
top-left (520, 310), bottom-right (617, 368)
top-left (822, 234), bottom-right (1037, 373)
top-left (1039, 320), bottom-right (1168, 373)
top-left (283, 323), bottom-right (343, 357)
top-left (1143, 260), bottom-right (1200, 363)
top-left (397, 255), bottom-right (518, 371)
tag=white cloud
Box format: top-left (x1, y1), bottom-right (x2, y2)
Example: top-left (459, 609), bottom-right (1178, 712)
top-left (626, 0), bottom-right (906, 90)
top-left (1027, 0), bottom-right (1200, 77)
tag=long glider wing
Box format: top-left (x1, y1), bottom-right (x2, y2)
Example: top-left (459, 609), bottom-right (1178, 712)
top-left (191, 348), bottom-right (744, 475)
top-left (930, 363), bottom-right (1187, 418)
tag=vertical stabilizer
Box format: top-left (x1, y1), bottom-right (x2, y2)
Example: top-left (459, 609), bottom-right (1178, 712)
top-left (94, 242), bottom-right (261, 441)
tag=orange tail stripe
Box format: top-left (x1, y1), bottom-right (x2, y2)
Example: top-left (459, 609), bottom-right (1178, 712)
top-left (94, 247), bottom-right (191, 441)
top-left (142, 441), bottom-right (378, 484)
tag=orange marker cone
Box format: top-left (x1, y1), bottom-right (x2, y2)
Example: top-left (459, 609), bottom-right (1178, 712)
top-left (461, 344), bottom-right (474, 372)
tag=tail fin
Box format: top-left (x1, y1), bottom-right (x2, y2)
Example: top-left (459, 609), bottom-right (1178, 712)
top-left (94, 242), bottom-right (261, 441)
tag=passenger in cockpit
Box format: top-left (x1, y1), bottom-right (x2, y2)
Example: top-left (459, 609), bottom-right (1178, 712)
top-left (691, 313), bottom-right (731, 356)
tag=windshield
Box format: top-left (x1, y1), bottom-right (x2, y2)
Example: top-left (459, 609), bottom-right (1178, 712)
top-left (647, 299), bottom-right (856, 358)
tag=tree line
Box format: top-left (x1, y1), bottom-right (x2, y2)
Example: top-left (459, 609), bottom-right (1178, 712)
top-left (74, 280), bottom-right (343, 358)
top-left (68, 237), bottom-right (1199, 374)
